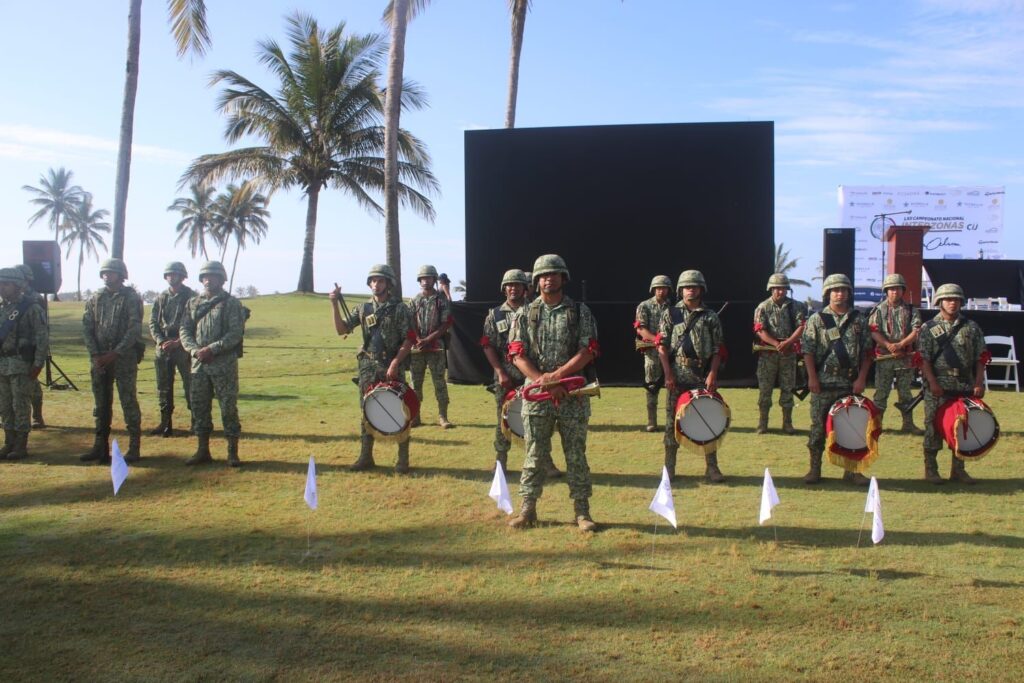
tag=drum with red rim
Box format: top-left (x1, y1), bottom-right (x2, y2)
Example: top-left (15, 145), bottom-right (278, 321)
top-left (825, 394), bottom-right (882, 473)
top-left (935, 396), bottom-right (999, 460)
top-left (501, 388), bottom-right (525, 442)
top-left (363, 381), bottom-right (419, 442)
top-left (674, 389), bottom-right (731, 454)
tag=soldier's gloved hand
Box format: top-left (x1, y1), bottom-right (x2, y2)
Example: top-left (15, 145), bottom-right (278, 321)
top-left (29, 365), bottom-right (43, 380)
top-left (196, 347), bottom-right (215, 363)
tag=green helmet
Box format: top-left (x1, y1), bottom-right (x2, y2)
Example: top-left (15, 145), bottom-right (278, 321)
top-left (932, 283), bottom-right (965, 306)
top-left (417, 265), bottom-right (439, 281)
top-left (821, 273), bottom-right (852, 298)
top-left (198, 261), bottom-right (227, 280)
top-left (676, 269), bottom-right (707, 293)
top-left (500, 269), bottom-right (530, 292)
top-left (367, 263), bottom-right (397, 288)
top-left (531, 254), bottom-right (570, 285)
top-left (649, 275), bottom-right (673, 294)
top-left (766, 273), bottom-right (791, 291)
top-left (0, 267), bottom-right (26, 287)
top-left (99, 258), bottom-right (128, 279)
top-left (17, 264), bottom-right (34, 282)
top-left (164, 261), bottom-right (188, 278)
top-left (882, 273), bottom-right (907, 291)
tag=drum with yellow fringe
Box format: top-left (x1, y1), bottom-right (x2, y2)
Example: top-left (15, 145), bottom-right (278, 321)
top-left (673, 389), bottom-right (731, 455)
top-left (825, 394), bottom-right (882, 473)
top-left (935, 396), bottom-right (999, 460)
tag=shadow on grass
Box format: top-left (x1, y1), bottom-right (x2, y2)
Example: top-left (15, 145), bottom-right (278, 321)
top-left (589, 424), bottom-right (656, 433)
top-left (682, 524), bottom-right (1024, 549)
top-left (238, 393), bottom-right (301, 401)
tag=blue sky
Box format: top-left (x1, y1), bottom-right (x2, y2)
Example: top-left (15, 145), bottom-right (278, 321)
top-left (2, 0), bottom-right (1021, 299)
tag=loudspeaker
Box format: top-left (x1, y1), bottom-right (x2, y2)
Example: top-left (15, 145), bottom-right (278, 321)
top-left (22, 240), bottom-right (62, 294)
top-left (823, 229), bottom-right (855, 286)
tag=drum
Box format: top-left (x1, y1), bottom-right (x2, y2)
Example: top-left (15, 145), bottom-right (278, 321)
top-left (363, 381), bottom-right (419, 442)
top-left (825, 394), bottom-right (882, 473)
top-left (935, 396), bottom-right (999, 460)
top-left (673, 389), bottom-right (731, 455)
top-left (501, 389), bottom-right (525, 443)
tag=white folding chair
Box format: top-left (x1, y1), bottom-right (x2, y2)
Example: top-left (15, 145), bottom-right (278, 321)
top-left (984, 335), bottom-right (1019, 392)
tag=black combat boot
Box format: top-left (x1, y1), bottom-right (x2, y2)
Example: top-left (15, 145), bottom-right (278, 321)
top-left (31, 393), bottom-right (45, 428)
top-left (0, 430), bottom-right (14, 458)
top-left (645, 391), bottom-right (659, 432)
top-left (901, 411), bottom-right (924, 436)
top-left (782, 407), bottom-right (796, 435)
top-left (704, 451), bottom-right (725, 483)
top-left (150, 412), bottom-right (171, 436)
top-left (842, 470), bottom-right (870, 486)
top-left (186, 433), bottom-right (213, 466)
top-left (804, 449), bottom-right (822, 484)
top-left (923, 449), bottom-right (944, 484)
top-left (756, 408), bottom-right (769, 435)
top-left (124, 432), bottom-right (142, 463)
top-left (226, 437), bottom-right (241, 468)
top-left (80, 434), bottom-right (109, 463)
top-left (6, 432), bottom-right (29, 460)
top-left (949, 456), bottom-right (976, 485)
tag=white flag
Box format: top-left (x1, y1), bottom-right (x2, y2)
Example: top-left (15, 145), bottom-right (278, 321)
top-left (489, 461), bottom-right (514, 514)
top-left (648, 466), bottom-right (677, 528)
top-left (865, 476), bottom-right (884, 544)
top-left (110, 439), bottom-right (128, 495)
top-left (759, 468), bottom-right (780, 525)
top-left (304, 455), bottom-right (318, 510)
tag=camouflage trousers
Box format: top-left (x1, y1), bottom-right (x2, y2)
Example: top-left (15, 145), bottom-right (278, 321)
top-left (519, 412), bottom-right (591, 501)
top-left (190, 364), bottom-right (240, 438)
top-left (154, 347), bottom-right (192, 415)
top-left (756, 352), bottom-right (799, 410)
top-left (411, 350), bottom-right (449, 413)
top-left (357, 358), bottom-right (409, 449)
top-left (872, 358), bottom-right (914, 416)
top-left (30, 377), bottom-right (42, 416)
top-left (807, 386), bottom-right (850, 453)
top-left (0, 372), bottom-right (32, 433)
top-left (643, 352), bottom-right (663, 385)
top-left (91, 356), bottom-right (142, 436)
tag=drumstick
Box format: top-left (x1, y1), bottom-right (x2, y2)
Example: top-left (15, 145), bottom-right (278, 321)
top-left (367, 393), bottom-right (405, 432)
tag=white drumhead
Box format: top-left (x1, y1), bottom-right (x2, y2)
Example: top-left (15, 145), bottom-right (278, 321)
top-left (832, 405), bottom-right (869, 450)
top-left (364, 388), bottom-right (407, 435)
top-left (505, 397), bottom-right (525, 438)
top-left (678, 395), bottom-right (728, 443)
top-left (957, 406), bottom-right (997, 452)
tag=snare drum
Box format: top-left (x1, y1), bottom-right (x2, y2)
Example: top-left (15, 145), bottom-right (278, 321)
top-left (673, 389), bottom-right (731, 454)
top-left (935, 396), bottom-right (999, 460)
top-left (363, 381), bottom-right (420, 442)
top-left (500, 389), bottom-right (525, 443)
top-left (825, 394), bottom-right (882, 473)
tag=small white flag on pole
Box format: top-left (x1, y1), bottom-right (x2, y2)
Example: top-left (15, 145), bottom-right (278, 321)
top-left (759, 468), bottom-right (780, 525)
top-left (865, 476), bottom-right (884, 544)
top-left (649, 466), bottom-right (677, 528)
top-left (304, 455), bottom-right (318, 510)
top-left (489, 461), bottom-right (514, 514)
top-left (110, 439), bottom-right (128, 495)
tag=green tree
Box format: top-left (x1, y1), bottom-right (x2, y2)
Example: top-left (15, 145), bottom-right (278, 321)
top-left (22, 167), bottom-right (84, 241)
top-left (211, 182), bottom-right (271, 294)
top-left (168, 183), bottom-right (218, 259)
top-left (505, 0), bottom-right (532, 128)
top-left (182, 12), bottom-right (438, 293)
top-left (774, 243), bottom-right (811, 287)
top-left (60, 193), bottom-right (111, 301)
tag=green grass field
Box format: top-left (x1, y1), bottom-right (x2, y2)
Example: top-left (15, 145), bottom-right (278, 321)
top-left (2, 293), bottom-right (1023, 681)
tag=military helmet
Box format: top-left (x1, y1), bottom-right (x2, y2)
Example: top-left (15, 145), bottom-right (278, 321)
top-left (17, 264), bottom-right (35, 282)
top-left (649, 275), bottom-right (673, 294)
top-left (766, 273), bottom-right (791, 291)
top-left (164, 261), bottom-right (188, 278)
top-left (882, 273), bottom-right (907, 291)
top-left (676, 269), bottom-right (707, 293)
top-left (366, 263), bottom-right (397, 288)
top-left (500, 269), bottom-right (530, 293)
top-left (821, 273), bottom-right (852, 298)
top-left (198, 261), bottom-right (227, 280)
top-left (531, 254), bottom-right (570, 284)
top-left (417, 265), bottom-right (439, 281)
top-left (0, 267), bottom-right (26, 287)
top-left (932, 283), bottom-right (965, 305)
top-left (99, 258), bottom-right (128, 279)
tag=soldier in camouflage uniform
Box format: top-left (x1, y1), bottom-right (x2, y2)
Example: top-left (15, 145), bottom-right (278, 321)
top-left (507, 254), bottom-right (600, 532)
top-left (869, 273), bottom-right (923, 435)
top-left (801, 274), bottom-right (873, 485)
top-left (148, 261), bottom-right (195, 437)
top-left (331, 264), bottom-right (415, 473)
top-left (17, 264), bottom-right (46, 428)
top-left (753, 273), bottom-right (807, 434)
top-left (658, 270), bottom-right (727, 482)
top-left (635, 275), bottom-right (672, 432)
top-left (0, 268), bottom-right (48, 460)
top-left (180, 261), bottom-right (246, 467)
top-left (918, 283), bottom-right (989, 484)
top-left (410, 265), bottom-right (454, 428)
top-left (80, 258), bottom-right (144, 464)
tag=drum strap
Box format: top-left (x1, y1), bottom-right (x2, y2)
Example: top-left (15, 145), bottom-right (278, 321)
top-left (819, 310), bottom-right (858, 372)
top-left (669, 307), bottom-right (707, 362)
top-left (361, 301), bottom-right (394, 356)
top-left (925, 319), bottom-right (966, 371)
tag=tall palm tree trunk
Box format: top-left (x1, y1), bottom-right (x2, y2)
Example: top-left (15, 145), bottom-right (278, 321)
top-left (229, 240), bottom-right (241, 295)
top-left (112, 0), bottom-right (142, 260)
top-left (505, 0), bottom-right (528, 128)
top-left (296, 189), bottom-right (320, 292)
top-left (77, 248), bottom-right (84, 302)
top-left (383, 0), bottom-right (409, 299)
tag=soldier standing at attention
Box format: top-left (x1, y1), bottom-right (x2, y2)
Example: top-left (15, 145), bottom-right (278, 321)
top-left (801, 274), bottom-right (873, 485)
top-left (148, 262), bottom-right (195, 437)
top-left (331, 264), bottom-right (415, 473)
top-left (0, 268), bottom-right (48, 460)
top-left (507, 254), bottom-right (600, 531)
top-left (753, 273), bottom-right (807, 434)
top-left (410, 265), bottom-right (454, 429)
top-left (635, 275), bottom-right (672, 432)
top-left (869, 273), bottom-right (923, 435)
top-left (658, 270), bottom-right (727, 482)
top-left (918, 283), bottom-right (989, 484)
top-left (180, 261), bottom-right (246, 467)
top-left (17, 264), bottom-right (46, 428)
top-left (80, 258), bottom-right (144, 464)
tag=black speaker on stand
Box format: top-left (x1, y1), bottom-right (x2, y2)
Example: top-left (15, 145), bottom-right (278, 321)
top-left (823, 229), bottom-right (856, 285)
top-left (21, 240), bottom-right (77, 391)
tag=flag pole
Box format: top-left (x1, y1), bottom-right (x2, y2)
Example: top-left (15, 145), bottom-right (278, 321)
top-left (650, 520), bottom-right (659, 569)
top-left (857, 510), bottom-right (869, 548)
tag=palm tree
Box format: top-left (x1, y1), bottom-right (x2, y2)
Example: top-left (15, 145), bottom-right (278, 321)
top-left (112, 0), bottom-right (211, 259)
top-left (774, 243), bottom-right (811, 287)
top-left (60, 193), bottom-right (111, 301)
top-left (168, 183), bottom-right (218, 259)
top-left (211, 182), bottom-right (270, 293)
top-left (182, 12), bottom-right (437, 293)
top-left (505, 0), bottom-right (532, 128)
top-left (22, 167), bottom-right (85, 241)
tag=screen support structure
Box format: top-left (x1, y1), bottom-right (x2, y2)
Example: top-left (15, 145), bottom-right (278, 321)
top-left (41, 299), bottom-right (77, 391)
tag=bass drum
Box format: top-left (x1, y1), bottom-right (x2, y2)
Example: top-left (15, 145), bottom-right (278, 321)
top-left (673, 389), bottom-right (731, 455)
top-left (935, 396), bottom-right (999, 460)
top-left (501, 389), bottom-right (525, 443)
top-left (825, 394), bottom-right (882, 473)
top-left (363, 381), bottom-right (419, 442)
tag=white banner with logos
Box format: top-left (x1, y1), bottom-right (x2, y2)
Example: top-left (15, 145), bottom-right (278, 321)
top-left (837, 185), bottom-right (1005, 291)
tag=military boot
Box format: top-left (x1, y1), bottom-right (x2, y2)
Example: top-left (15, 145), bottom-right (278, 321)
top-left (80, 434), bottom-right (109, 463)
top-left (438, 414), bottom-right (453, 429)
top-left (186, 433), bottom-right (213, 466)
top-left (574, 499), bottom-right (597, 532)
top-left (803, 449), bottom-right (822, 484)
top-left (901, 411), bottom-right (924, 436)
top-left (508, 497), bottom-right (537, 529)
top-left (949, 457), bottom-right (976, 485)
top-left (782, 407), bottom-right (796, 435)
top-left (395, 441), bottom-right (411, 474)
top-left (150, 412), bottom-right (172, 436)
top-left (124, 432), bottom-right (142, 463)
top-left (226, 437), bottom-right (241, 468)
top-left (645, 392), bottom-right (659, 432)
top-left (6, 433), bottom-right (29, 461)
top-left (545, 457), bottom-right (564, 479)
top-left (923, 449), bottom-right (944, 484)
top-left (756, 408), bottom-right (769, 435)
top-left (495, 451), bottom-right (509, 473)
top-left (842, 470), bottom-right (870, 486)
top-left (704, 451), bottom-right (725, 483)
top-left (349, 438), bottom-right (375, 471)
top-left (0, 430), bottom-right (15, 458)
top-left (664, 445), bottom-right (678, 482)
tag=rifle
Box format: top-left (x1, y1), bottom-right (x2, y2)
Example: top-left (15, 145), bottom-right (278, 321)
top-left (895, 388), bottom-right (974, 414)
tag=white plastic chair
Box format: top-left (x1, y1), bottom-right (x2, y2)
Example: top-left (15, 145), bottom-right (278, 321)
top-left (984, 335), bottom-right (1019, 392)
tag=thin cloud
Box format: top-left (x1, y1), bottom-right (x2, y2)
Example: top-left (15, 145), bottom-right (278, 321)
top-left (0, 124), bottom-right (191, 165)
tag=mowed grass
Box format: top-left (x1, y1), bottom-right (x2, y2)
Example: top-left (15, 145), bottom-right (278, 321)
top-left (2, 293), bottom-right (1023, 681)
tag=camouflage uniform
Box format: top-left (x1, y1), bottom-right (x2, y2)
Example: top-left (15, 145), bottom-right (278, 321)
top-left (18, 266), bottom-right (46, 427)
top-left (481, 301), bottom-right (525, 461)
top-left (0, 270), bottom-right (47, 459)
top-left (149, 283), bottom-right (196, 425)
top-left (409, 289), bottom-right (452, 423)
top-left (869, 300), bottom-right (922, 418)
top-left (635, 284), bottom-right (671, 431)
top-left (753, 296), bottom-right (807, 414)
